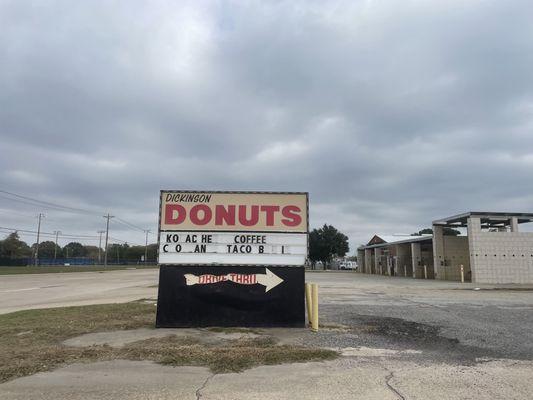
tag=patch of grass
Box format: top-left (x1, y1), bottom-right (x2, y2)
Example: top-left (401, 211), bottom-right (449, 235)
top-left (0, 302), bottom-right (156, 382)
top-left (0, 265), bottom-right (158, 275)
top-left (124, 335), bottom-right (337, 374)
top-left (0, 302), bottom-right (338, 383)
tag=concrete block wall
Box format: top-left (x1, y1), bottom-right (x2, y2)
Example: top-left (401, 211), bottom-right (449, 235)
top-left (364, 249), bottom-right (372, 274)
top-left (469, 230), bottom-right (533, 284)
top-left (433, 225), bottom-right (445, 280)
top-left (375, 248), bottom-right (384, 275)
top-left (357, 249), bottom-right (365, 272)
top-left (411, 243), bottom-right (422, 278)
top-left (395, 244), bottom-right (412, 277)
top-left (441, 236), bottom-right (470, 281)
top-left (420, 250), bottom-right (435, 278)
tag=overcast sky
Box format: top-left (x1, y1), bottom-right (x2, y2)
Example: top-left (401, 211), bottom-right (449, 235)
top-left (1, 0), bottom-right (533, 251)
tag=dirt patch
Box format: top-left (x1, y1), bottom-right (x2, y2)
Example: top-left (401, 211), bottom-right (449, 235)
top-left (352, 315), bottom-right (459, 344)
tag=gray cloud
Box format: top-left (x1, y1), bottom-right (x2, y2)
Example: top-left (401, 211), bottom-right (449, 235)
top-left (1, 0), bottom-right (533, 249)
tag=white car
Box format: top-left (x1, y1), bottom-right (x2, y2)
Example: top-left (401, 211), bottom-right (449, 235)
top-left (339, 261), bottom-right (357, 270)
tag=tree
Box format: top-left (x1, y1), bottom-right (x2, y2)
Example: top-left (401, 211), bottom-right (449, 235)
top-left (83, 246), bottom-right (101, 261)
top-left (106, 243), bottom-right (130, 263)
top-left (124, 245), bottom-right (145, 262)
top-left (32, 241), bottom-right (62, 258)
top-left (412, 228), bottom-right (460, 236)
top-left (63, 242), bottom-right (87, 257)
top-left (308, 224), bottom-right (349, 269)
top-left (0, 232), bottom-right (31, 258)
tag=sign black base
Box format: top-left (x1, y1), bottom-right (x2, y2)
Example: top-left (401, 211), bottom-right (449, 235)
top-left (156, 265), bottom-right (305, 328)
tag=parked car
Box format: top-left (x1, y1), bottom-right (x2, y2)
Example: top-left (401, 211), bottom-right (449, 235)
top-left (339, 261), bottom-right (357, 270)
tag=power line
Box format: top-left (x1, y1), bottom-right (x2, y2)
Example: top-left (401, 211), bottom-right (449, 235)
top-left (0, 226), bottom-right (146, 244)
top-left (0, 190), bottom-right (156, 236)
top-left (0, 226), bottom-right (99, 239)
top-left (0, 230), bottom-right (99, 241)
top-left (0, 208), bottom-right (37, 219)
top-left (0, 190), bottom-right (101, 216)
top-left (114, 217), bottom-right (147, 232)
top-left (108, 236), bottom-right (143, 246)
top-left (0, 227), bottom-right (146, 247)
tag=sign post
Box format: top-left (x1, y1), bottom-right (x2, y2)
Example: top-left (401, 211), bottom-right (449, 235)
top-left (155, 191), bottom-right (308, 328)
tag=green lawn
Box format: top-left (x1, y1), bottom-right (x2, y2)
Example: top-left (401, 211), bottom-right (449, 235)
top-left (0, 264), bottom-right (159, 275)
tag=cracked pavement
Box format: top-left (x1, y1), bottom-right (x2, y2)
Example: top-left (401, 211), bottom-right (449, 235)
top-left (1, 271), bottom-right (532, 399)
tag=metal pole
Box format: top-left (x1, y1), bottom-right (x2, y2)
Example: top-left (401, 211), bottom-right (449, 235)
top-left (460, 264), bottom-right (464, 283)
top-left (97, 230), bottom-right (105, 265)
top-left (54, 230), bottom-right (61, 260)
top-left (144, 230), bottom-right (150, 265)
top-left (305, 283), bottom-right (312, 326)
top-left (34, 213), bottom-right (43, 266)
top-left (311, 283), bottom-right (319, 332)
top-left (103, 213), bottom-right (114, 267)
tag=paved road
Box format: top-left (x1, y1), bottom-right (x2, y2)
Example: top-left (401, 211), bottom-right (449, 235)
top-left (0, 269), bottom-right (159, 314)
top-left (1, 270), bottom-right (533, 399)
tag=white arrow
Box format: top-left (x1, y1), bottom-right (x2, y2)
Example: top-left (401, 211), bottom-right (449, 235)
top-left (257, 268), bottom-right (284, 293)
top-left (183, 268), bottom-right (284, 293)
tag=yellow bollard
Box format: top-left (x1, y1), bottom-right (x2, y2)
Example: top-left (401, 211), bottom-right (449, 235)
top-left (460, 264), bottom-right (464, 283)
top-left (305, 283), bottom-right (312, 325)
top-left (424, 265), bottom-right (428, 279)
top-left (311, 283), bottom-right (319, 332)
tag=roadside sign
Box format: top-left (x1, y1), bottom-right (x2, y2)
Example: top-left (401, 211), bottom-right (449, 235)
top-left (156, 191), bottom-right (307, 328)
top-left (157, 191), bottom-right (308, 266)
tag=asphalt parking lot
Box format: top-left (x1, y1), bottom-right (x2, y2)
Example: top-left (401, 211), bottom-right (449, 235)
top-left (1, 269), bottom-right (532, 399)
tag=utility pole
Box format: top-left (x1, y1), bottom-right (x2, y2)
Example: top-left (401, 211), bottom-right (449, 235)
top-left (143, 230), bottom-right (151, 265)
top-left (97, 230), bottom-right (105, 265)
top-left (53, 230), bottom-right (61, 261)
top-left (34, 213), bottom-right (44, 266)
top-left (103, 213), bottom-right (114, 267)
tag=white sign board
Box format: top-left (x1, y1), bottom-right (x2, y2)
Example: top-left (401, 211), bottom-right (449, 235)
top-left (158, 191), bottom-right (308, 266)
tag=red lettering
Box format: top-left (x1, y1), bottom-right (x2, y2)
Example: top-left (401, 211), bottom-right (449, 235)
top-left (238, 205), bottom-right (259, 226)
top-left (260, 205), bottom-right (280, 226)
top-left (281, 205), bottom-right (302, 227)
top-left (190, 204), bottom-right (212, 225)
top-left (165, 204), bottom-right (186, 225)
top-left (215, 205), bottom-right (236, 226)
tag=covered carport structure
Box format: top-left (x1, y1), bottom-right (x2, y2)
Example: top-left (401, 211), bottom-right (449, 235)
top-left (357, 234), bottom-right (433, 279)
top-left (432, 211), bottom-right (533, 283)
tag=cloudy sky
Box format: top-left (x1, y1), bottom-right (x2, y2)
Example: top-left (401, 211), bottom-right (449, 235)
top-left (1, 0), bottom-right (533, 251)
